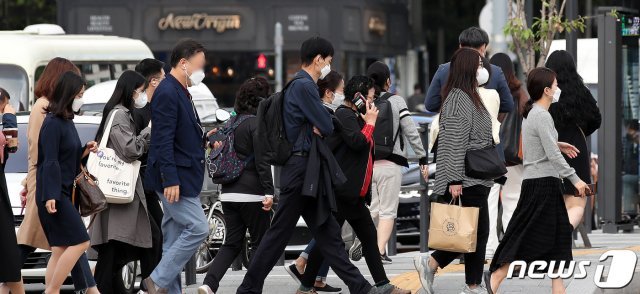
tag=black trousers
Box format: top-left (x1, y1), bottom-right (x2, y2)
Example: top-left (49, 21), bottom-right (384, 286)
top-left (236, 156), bottom-right (372, 294)
top-left (203, 201), bottom-right (271, 291)
top-left (431, 185), bottom-right (491, 285)
top-left (302, 198), bottom-right (389, 287)
top-left (94, 240), bottom-right (147, 294)
top-left (139, 190), bottom-right (163, 280)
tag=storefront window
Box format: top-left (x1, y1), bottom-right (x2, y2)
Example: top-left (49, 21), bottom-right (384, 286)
top-left (621, 37), bottom-right (640, 217)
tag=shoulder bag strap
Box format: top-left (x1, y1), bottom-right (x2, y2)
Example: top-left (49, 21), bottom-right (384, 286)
top-left (98, 109), bottom-right (120, 149)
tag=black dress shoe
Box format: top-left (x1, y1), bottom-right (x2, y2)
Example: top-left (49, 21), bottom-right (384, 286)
top-left (285, 263), bottom-right (304, 283)
top-left (315, 284), bottom-right (342, 293)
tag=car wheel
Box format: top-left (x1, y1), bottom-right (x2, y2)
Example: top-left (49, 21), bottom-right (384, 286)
top-left (195, 210), bottom-right (226, 273)
top-left (113, 261), bottom-right (137, 293)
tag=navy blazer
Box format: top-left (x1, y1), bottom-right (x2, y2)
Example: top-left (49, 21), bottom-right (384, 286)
top-left (145, 74), bottom-right (205, 198)
top-left (425, 62), bottom-right (514, 113)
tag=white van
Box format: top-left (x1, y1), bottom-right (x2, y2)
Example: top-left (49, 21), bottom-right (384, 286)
top-left (0, 24), bottom-right (153, 111)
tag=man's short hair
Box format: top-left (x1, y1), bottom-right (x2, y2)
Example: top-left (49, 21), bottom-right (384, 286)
top-left (135, 58), bottom-right (165, 80)
top-left (300, 37), bottom-right (334, 66)
top-left (170, 39), bottom-right (205, 68)
top-left (459, 27), bottom-right (490, 49)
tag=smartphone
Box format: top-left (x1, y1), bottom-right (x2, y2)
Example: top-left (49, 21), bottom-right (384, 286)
top-left (351, 92), bottom-right (367, 114)
top-left (574, 183), bottom-right (596, 197)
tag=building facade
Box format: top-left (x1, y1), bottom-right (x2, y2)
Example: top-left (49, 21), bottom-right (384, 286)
top-left (57, 0), bottom-right (411, 107)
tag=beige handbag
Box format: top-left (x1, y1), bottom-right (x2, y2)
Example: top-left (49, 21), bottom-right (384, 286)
top-left (428, 197), bottom-right (479, 253)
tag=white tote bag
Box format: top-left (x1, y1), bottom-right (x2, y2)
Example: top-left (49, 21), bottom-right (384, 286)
top-left (87, 109), bottom-right (140, 204)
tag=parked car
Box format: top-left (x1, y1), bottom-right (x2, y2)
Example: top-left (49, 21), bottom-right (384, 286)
top-left (80, 80), bottom-right (220, 119)
top-left (7, 115), bottom-right (112, 285)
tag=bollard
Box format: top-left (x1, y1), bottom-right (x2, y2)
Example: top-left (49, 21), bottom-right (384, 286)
top-left (388, 220), bottom-right (398, 256)
top-left (185, 255), bottom-right (197, 285)
top-left (418, 123), bottom-right (431, 253)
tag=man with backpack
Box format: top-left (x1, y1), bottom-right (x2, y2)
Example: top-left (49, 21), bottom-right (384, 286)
top-left (363, 61), bottom-right (428, 264)
top-left (237, 37), bottom-right (394, 294)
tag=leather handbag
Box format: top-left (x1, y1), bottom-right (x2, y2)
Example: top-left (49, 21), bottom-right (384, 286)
top-left (72, 165), bottom-right (108, 218)
top-left (465, 146), bottom-right (508, 180)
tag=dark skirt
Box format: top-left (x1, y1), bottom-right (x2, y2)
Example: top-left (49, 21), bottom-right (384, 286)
top-left (37, 195), bottom-right (90, 247)
top-left (558, 126), bottom-right (591, 195)
top-left (489, 177), bottom-right (573, 272)
top-left (0, 180), bottom-right (21, 282)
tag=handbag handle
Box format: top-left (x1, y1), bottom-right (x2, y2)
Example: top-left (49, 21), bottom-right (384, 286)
top-left (98, 109), bottom-right (120, 149)
top-left (448, 196), bottom-right (463, 207)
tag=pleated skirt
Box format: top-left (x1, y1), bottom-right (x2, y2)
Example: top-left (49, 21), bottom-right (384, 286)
top-left (489, 177), bottom-right (573, 272)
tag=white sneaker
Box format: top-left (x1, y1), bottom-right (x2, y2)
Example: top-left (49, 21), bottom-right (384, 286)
top-left (349, 238), bottom-right (363, 261)
top-left (198, 285), bottom-right (215, 294)
top-left (413, 254), bottom-right (436, 294)
top-left (460, 285), bottom-right (488, 294)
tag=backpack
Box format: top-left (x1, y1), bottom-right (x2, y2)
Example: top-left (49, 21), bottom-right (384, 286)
top-left (206, 114), bottom-right (255, 184)
top-left (256, 77), bottom-right (303, 166)
top-left (373, 92), bottom-right (403, 160)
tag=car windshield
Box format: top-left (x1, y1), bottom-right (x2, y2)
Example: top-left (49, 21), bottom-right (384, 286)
top-left (5, 123), bottom-right (98, 173)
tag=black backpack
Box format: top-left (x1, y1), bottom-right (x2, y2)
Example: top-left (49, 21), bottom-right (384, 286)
top-left (256, 77), bottom-right (302, 166)
top-left (373, 92), bottom-right (403, 160)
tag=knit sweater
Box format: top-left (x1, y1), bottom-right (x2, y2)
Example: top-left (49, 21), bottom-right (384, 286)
top-left (522, 104), bottom-right (580, 184)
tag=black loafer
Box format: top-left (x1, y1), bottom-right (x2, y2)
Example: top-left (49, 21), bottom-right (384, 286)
top-left (315, 284), bottom-right (342, 293)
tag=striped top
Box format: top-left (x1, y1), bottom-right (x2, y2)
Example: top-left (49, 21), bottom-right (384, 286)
top-left (434, 88), bottom-right (495, 195)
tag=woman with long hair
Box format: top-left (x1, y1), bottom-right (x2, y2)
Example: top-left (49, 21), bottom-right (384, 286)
top-left (37, 71), bottom-right (98, 294)
top-left (484, 67), bottom-right (589, 294)
top-left (545, 50), bottom-right (601, 229)
top-left (17, 57), bottom-right (99, 293)
top-left (0, 88), bottom-right (25, 294)
top-left (414, 48), bottom-right (495, 294)
top-left (89, 70), bottom-right (153, 294)
top-left (198, 77), bottom-right (274, 294)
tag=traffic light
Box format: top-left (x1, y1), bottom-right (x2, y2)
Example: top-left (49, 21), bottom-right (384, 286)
top-left (257, 53), bottom-right (267, 69)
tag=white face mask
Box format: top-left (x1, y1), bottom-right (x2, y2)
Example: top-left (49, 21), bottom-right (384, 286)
top-left (184, 62), bottom-right (205, 87)
top-left (134, 91), bottom-right (148, 108)
top-left (332, 92), bottom-right (345, 108)
top-left (477, 67), bottom-right (489, 86)
top-left (320, 63), bottom-right (331, 79)
top-left (552, 87), bottom-right (562, 103)
top-left (72, 97), bottom-right (84, 112)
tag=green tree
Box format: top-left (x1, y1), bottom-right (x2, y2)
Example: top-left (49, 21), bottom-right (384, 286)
top-left (1, 0), bottom-right (57, 30)
top-left (505, 0), bottom-right (585, 73)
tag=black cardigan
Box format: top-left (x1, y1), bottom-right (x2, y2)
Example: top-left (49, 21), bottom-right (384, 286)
top-left (327, 105), bottom-right (374, 206)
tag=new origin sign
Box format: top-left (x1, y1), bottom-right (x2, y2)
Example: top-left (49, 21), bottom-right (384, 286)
top-left (158, 13), bottom-right (241, 33)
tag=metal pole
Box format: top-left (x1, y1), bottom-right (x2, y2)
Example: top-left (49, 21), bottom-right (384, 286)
top-left (419, 123), bottom-right (430, 253)
top-left (565, 0), bottom-right (578, 61)
top-left (275, 22), bottom-right (283, 92)
top-left (597, 14), bottom-right (627, 234)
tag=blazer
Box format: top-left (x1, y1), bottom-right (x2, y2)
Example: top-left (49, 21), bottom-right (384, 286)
top-left (145, 74), bottom-right (206, 198)
top-left (425, 62), bottom-right (514, 113)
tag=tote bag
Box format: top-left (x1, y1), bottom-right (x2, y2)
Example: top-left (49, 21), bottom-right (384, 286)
top-left (428, 198), bottom-right (479, 253)
top-left (87, 109), bottom-right (140, 204)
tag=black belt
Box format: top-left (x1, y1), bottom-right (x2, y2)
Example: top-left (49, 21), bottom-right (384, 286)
top-left (292, 151), bottom-right (309, 157)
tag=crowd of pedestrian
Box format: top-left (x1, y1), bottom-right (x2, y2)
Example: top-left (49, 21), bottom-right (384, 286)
top-left (0, 25), bottom-right (602, 294)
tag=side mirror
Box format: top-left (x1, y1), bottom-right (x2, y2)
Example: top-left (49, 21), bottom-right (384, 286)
top-left (215, 109), bottom-right (231, 123)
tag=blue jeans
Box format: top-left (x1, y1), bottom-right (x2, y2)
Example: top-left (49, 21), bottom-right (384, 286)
top-left (150, 192), bottom-right (208, 293)
top-left (301, 239), bottom-right (330, 282)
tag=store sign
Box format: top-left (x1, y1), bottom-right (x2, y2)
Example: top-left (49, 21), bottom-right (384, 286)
top-left (158, 13), bottom-right (241, 33)
top-left (87, 15), bottom-right (113, 33)
top-left (368, 16), bottom-right (386, 36)
top-left (288, 14), bottom-right (309, 32)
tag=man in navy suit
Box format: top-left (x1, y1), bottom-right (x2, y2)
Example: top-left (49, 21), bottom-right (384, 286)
top-left (143, 39), bottom-right (209, 294)
top-left (425, 27), bottom-right (514, 113)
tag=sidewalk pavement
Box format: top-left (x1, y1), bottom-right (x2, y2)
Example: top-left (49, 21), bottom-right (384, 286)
top-left (183, 228), bottom-right (640, 294)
